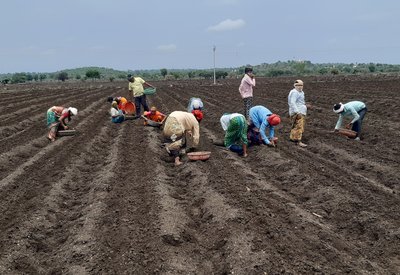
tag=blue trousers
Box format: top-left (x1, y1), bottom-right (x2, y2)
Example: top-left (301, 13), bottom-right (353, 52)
top-left (228, 144), bottom-right (244, 155)
top-left (351, 107), bottom-right (367, 137)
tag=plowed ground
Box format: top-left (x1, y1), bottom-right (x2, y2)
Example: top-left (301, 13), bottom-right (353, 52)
top-left (0, 76), bottom-right (399, 274)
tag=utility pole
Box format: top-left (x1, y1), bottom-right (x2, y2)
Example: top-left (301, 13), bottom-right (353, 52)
top-left (213, 45), bottom-right (216, 85)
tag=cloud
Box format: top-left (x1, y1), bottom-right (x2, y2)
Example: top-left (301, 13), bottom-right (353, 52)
top-left (156, 44), bottom-right (177, 52)
top-left (207, 19), bottom-right (245, 32)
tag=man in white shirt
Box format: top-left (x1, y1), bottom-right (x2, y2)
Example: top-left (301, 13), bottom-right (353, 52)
top-left (288, 80), bottom-right (308, 147)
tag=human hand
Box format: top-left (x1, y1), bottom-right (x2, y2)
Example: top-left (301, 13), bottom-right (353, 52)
top-left (332, 129), bottom-right (339, 133)
top-left (64, 126), bottom-right (69, 130)
top-left (266, 142), bottom-right (275, 148)
top-left (345, 123), bottom-right (352, 129)
top-left (242, 153), bottom-right (248, 158)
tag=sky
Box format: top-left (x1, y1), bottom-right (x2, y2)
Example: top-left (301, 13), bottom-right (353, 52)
top-left (1, 0), bottom-right (400, 73)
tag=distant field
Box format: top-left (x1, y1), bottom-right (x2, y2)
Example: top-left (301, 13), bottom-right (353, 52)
top-left (0, 75), bottom-right (399, 274)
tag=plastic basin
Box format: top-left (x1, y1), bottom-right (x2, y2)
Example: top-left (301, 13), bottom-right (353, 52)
top-left (144, 88), bottom-right (157, 95)
top-left (124, 102), bottom-right (136, 115)
top-left (338, 129), bottom-right (357, 138)
top-left (187, 151), bottom-right (211, 161)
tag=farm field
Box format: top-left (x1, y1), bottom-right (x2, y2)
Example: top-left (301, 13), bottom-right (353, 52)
top-left (0, 75), bottom-right (399, 274)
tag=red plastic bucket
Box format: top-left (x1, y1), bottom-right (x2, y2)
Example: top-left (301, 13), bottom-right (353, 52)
top-left (124, 102), bottom-right (136, 115)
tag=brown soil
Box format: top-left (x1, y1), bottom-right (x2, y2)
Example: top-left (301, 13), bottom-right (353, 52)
top-left (0, 75), bottom-right (399, 274)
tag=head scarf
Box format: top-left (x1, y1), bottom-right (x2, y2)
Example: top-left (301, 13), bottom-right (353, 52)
top-left (333, 103), bottom-right (344, 113)
top-left (192, 110), bottom-right (203, 122)
top-left (68, 107), bottom-right (78, 116)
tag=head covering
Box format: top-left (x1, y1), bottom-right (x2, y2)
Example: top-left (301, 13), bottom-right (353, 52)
top-left (192, 110), bottom-right (203, 122)
top-left (68, 107), bottom-right (78, 116)
top-left (111, 101), bottom-right (118, 108)
top-left (245, 67), bottom-right (253, 74)
top-left (192, 101), bottom-right (200, 110)
top-left (267, 114), bottom-right (281, 126)
top-left (107, 96), bottom-right (114, 103)
top-left (294, 79), bottom-right (304, 87)
top-left (150, 106), bottom-right (157, 112)
top-left (333, 103), bottom-right (344, 113)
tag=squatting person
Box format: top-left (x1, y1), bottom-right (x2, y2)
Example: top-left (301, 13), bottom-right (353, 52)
top-left (162, 110), bottom-right (203, 166)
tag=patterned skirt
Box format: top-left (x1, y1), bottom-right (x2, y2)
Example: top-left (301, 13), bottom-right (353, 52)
top-left (224, 116), bottom-right (248, 147)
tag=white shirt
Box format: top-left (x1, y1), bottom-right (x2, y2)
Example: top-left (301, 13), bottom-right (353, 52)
top-left (110, 108), bottom-right (120, 117)
top-left (288, 88), bottom-right (307, 116)
top-left (220, 113), bottom-right (242, 131)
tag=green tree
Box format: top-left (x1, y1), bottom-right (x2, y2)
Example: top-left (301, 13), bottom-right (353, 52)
top-left (76, 74), bottom-right (81, 80)
top-left (330, 68), bottom-right (339, 75)
top-left (160, 68), bottom-right (168, 78)
top-left (11, 73), bottom-right (27, 84)
top-left (57, 72), bottom-right (69, 82)
top-left (85, 69), bottom-right (101, 80)
top-left (215, 71), bottom-right (228, 79)
top-left (39, 74), bottom-right (47, 81)
top-left (368, 64), bottom-right (376, 73)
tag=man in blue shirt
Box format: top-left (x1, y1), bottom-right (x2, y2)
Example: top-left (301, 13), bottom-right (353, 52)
top-left (333, 101), bottom-right (367, 140)
top-left (249, 105), bottom-right (281, 147)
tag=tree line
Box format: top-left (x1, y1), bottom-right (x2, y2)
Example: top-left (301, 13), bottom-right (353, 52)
top-left (2, 61), bottom-right (400, 84)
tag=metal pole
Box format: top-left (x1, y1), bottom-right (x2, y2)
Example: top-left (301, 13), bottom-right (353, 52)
top-left (213, 45), bottom-right (216, 85)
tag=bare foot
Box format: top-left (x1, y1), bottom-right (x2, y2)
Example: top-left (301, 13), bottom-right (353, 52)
top-left (174, 157), bottom-right (183, 166)
top-left (298, 141), bottom-right (307, 147)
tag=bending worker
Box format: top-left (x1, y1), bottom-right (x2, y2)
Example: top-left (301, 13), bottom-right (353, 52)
top-left (187, 97), bottom-right (204, 113)
top-left (107, 96), bottom-right (128, 112)
top-left (333, 101), bottom-right (367, 140)
top-left (220, 113), bottom-right (248, 157)
top-left (46, 106), bottom-right (78, 141)
top-left (163, 110), bottom-right (203, 166)
top-left (249, 105), bottom-right (281, 147)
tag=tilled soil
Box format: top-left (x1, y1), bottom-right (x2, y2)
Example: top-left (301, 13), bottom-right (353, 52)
top-left (0, 76), bottom-right (399, 274)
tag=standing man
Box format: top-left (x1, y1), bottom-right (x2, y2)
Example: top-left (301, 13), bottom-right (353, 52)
top-left (333, 101), bottom-right (367, 140)
top-left (239, 67), bottom-right (256, 121)
top-left (128, 74), bottom-right (155, 118)
top-left (288, 79), bottom-right (308, 147)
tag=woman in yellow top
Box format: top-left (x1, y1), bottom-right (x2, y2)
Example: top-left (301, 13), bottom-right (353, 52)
top-left (128, 75), bottom-right (155, 117)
